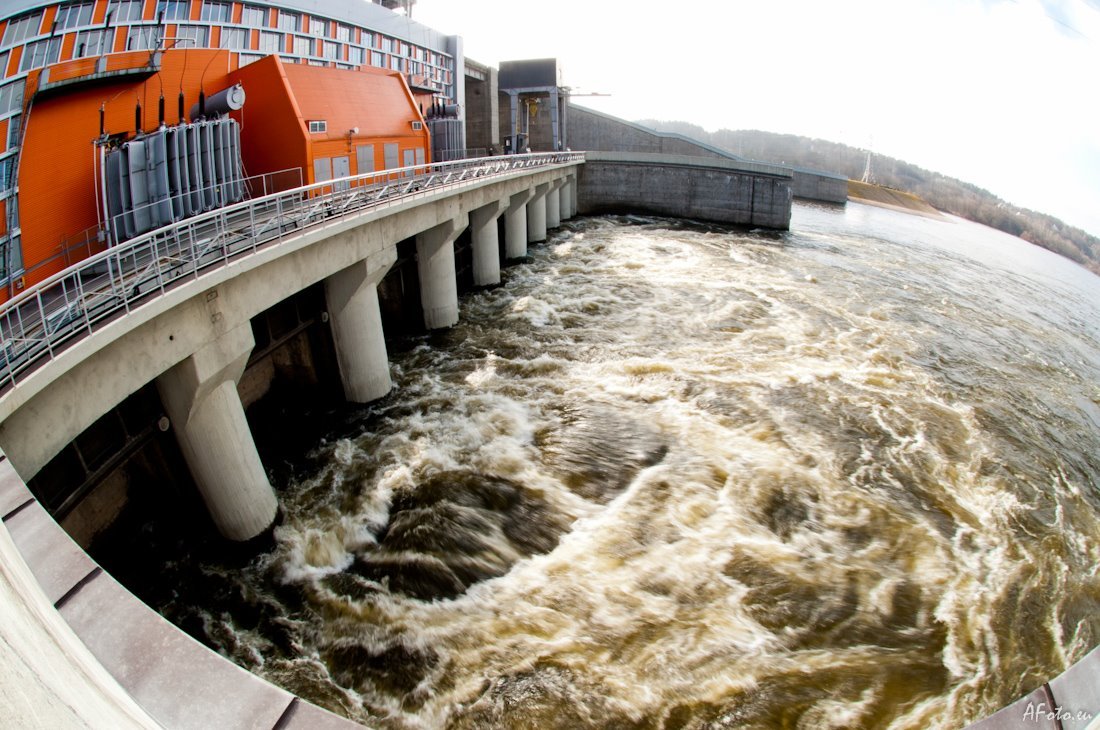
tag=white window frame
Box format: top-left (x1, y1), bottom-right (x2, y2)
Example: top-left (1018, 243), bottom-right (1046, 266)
top-left (55, 2), bottom-right (95, 30)
top-left (108, 0), bottom-right (145, 23)
top-left (200, 1), bottom-right (232, 23)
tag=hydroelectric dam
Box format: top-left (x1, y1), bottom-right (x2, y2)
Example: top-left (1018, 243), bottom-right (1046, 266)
top-left (0, 149), bottom-right (803, 727)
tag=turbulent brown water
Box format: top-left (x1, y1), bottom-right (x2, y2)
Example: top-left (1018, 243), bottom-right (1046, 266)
top-left (138, 202), bottom-right (1100, 728)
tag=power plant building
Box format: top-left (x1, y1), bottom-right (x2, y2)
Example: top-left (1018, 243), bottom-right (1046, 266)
top-left (0, 0), bottom-right (466, 301)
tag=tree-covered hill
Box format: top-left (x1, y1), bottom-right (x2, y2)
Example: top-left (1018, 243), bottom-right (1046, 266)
top-left (636, 120), bottom-right (1100, 275)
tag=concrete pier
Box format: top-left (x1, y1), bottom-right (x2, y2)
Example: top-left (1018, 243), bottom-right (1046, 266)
top-left (470, 200), bottom-right (506, 286)
top-left (324, 262), bottom-right (392, 403)
top-left (416, 216), bottom-right (466, 329)
top-left (546, 179), bottom-right (562, 229)
top-left (155, 324), bottom-right (278, 542)
top-left (559, 176), bottom-right (574, 220)
top-left (505, 188), bottom-right (533, 260)
top-left (527, 182), bottom-right (550, 243)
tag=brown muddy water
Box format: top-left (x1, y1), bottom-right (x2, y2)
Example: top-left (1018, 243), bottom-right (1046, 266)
top-left (100, 201), bottom-right (1100, 728)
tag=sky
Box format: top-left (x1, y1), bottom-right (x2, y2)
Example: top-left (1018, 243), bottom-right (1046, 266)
top-left (411, 0), bottom-right (1100, 239)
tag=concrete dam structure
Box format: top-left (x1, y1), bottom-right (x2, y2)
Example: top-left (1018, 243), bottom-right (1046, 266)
top-left (0, 153), bottom-right (581, 726)
top-left (0, 145), bottom-right (806, 726)
top-left (0, 1), bottom-right (1093, 726)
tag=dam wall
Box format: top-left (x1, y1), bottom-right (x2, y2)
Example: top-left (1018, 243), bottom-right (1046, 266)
top-left (0, 154), bottom-right (581, 728)
top-left (568, 104), bottom-right (848, 205)
top-left (578, 151), bottom-right (792, 230)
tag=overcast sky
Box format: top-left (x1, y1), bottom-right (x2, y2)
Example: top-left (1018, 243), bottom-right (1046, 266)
top-left (413, 0), bottom-right (1100, 239)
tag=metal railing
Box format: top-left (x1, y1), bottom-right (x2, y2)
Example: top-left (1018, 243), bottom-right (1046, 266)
top-left (0, 151), bottom-right (584, 393)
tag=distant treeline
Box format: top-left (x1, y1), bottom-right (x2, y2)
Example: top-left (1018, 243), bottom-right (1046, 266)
top-left (637, 120), bottom-right (1100, 275)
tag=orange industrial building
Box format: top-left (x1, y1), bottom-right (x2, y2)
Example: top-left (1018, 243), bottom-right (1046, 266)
top-left (0, 0), bottom-right (465, 302)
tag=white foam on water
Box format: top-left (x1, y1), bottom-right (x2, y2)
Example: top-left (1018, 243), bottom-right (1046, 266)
top-left (190, 212), bottom-right (1100, 729)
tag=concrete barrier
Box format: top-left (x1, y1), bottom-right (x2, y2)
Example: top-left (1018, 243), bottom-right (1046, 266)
top-left (577, 151), bottom-right (792, 229)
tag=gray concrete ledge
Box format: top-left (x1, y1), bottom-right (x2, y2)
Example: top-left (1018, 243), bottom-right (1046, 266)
top-left (0, 452), bottom-right (364, 729)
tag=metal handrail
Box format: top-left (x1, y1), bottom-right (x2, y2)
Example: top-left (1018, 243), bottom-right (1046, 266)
top-left (0, 151), bottom-right (584, 393)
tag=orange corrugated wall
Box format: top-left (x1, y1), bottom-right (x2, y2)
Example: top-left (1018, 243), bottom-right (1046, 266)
top-left (17, 50), bottom-right (236, 289)
top-left (277, 62), bottom-right (430, 176)
top-left (225, 56), bottom-right (311, 189)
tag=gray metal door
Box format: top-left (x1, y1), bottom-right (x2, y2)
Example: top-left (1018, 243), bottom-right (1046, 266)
top-left (383, 142), bottom-right (399, 176)
top-left (332, 155), bottom-right (351, 191)
top-left (402, 149), bottom-right (415, 177)
top-left (313, 157), bottom-right (332, 186)
top-left (356, 144), bottom-right (375, 175)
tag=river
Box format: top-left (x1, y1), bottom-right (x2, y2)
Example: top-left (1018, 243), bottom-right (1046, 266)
top-left (113, 201), bottom-right (1100, 728)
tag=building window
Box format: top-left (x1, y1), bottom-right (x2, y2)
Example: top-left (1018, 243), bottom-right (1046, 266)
top-left (380, 37), bottom-right (393, 53)
top-left (321, 40), bottom-right (337, 60)
top-left (277, 11), bottom-right (300, 32)
top-left (6, 114), bottom-right (20, 149)
top-left (241, 5), bottom-right (266, 26)
top-left (0, 81), bottom-right (24, 117)
top-left (389, 55), bottom-right (402, 71)
top-left (308, 120), bottom-right (326, 133)
top-left (175, 25), bottom-right (208, 48)
top-left (348, 46), bottom-right (364, 65)
top-left (1, 12), bottom-right (42, 47)
top-left (75, 28), bottom-right (112, 57)
top-left (307, 17), bottom-right (325, 36)
top-left (336, 24), bottom-right (351, 43)
top-left (258, 31), bottom-right (281, 54)
top-left (221, 27), bottom-right (247, 50)
top-left (292, 35), bottom-right (310, 56)
top-left (200, 1), bottom-right (230, 23)
top-left (108, 0), bottom-right (145, 23)
top-left (238, 53), bottom-right (260, 66)
top-left (361, 31), bottom-right (373, 48)
top-left (19, 38), bottom-right (61, 71)
top-left (55, 2), bottom-right (96, 30)
top-left (155, 0), bottom-right (188, 21)
top-left (370, 50), bottom-right (383, 67)
top-left (126, 25), bottom-right (161, 50)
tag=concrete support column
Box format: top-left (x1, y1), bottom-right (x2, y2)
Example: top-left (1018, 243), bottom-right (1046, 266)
top-left (416, 216), bottom-right (466, 329)
top-left (324, 261), bottom-right (392, 403)
top-left (156, 324), bottom-right (278, 542)
top-left (546, 180), bottom-right (562, 229)
top-left (470, 200), bottom-right (507, 286)
top-left (505, 188), bottom-right (534, 260)
top-left (560, 177), bottom-right (574, 220)
top-left (527, 182), bottom-right (550, 244)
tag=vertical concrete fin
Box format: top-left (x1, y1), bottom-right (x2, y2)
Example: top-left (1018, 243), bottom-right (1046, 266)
top-left (527, 182), bottom-right (550, 244)
top-left (470, 200), bottom-right (507, 287)
top-left (505, 188), bottom-right (534, 260)
top-left (156, 323), bottom-right (277, 541)
top-left (415, 215), bottom-right (467, 330)
top-left (324, 261), bottom-right (392, 404)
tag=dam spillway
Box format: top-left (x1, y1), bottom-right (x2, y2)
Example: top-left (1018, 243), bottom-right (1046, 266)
top-left (69, 203), bottom-right (1100, 728)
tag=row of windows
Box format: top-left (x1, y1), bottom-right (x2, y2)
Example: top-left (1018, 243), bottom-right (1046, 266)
top-left (0, 22), bottom-right (455, 83)
top-left (2, 2), bottom-right (454, 71)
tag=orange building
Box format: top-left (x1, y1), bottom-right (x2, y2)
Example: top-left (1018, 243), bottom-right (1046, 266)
top-left (0, 0), bottom-right (465, 300)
